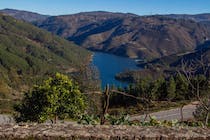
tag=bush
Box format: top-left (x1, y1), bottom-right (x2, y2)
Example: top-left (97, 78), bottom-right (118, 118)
top-left (14, 73), bottom-right (86, 123)
top-left (77, 114), bottom-right (100, 125)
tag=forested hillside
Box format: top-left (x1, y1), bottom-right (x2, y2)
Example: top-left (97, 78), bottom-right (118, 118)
top-left (0, 14), bottom-right (91, 100)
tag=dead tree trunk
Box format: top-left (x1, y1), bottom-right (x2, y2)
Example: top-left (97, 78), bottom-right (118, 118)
top-left (54, 115), bottom-right (58, 124)
top-left (143, 104), bottom-right (149, 122)
top-left (205, 111), bottom-right (209, 126)
top-left (100, 85), bottom-right (110, 125)
top-left (180, 105), bottom-right (184, 122)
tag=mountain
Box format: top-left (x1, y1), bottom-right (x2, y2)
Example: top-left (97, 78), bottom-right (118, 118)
top-left (116, 43), bottom-right (210, 82)
top-left (0, 14), bottom-right (91, 100)
top-left (163, 13), bottom-right (210, 22)
top-left (35, 11), bottom-right (210, 59)
top-left (0, 8), bottom-right (49, 22)
top-left (1, 10), bottom-right (210, 60)
top-left (1, 9), bottom-right (210, 60)
top-left (163, 14), bottom-right (210, 31)
top-left (140, 40), bottom-right (210, 68)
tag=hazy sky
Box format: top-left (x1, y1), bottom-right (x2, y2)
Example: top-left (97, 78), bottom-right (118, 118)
top-left (0, 0), bottom-right (210, 16)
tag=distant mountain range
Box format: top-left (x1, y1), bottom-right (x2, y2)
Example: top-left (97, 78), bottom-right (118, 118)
top-left (35, 12), bottom-right (210, 60)
top-left (1, 9), bottom-right (210, 60)
top-left (163, 14), bottom-right (210, 31)
top-left (163, 13), bottom-right (210, 22)
top-left (0, 8), bottom-right (49, 22)
top-left (0, 13), bottom-right (90, 99)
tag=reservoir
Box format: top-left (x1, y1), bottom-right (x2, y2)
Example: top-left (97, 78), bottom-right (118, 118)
top-left (92, 52), bottom-right (139, 89)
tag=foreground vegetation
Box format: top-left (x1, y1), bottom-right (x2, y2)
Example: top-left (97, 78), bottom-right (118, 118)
top-left (78, 113), bottom-right (207, 127)
top-left (13, 72), bottom-right (209, 127)
top-left (14, 73), bottom-right (86, 123)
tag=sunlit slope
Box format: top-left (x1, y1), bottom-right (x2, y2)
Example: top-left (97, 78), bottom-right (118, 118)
top-left (0, 14), bottom-right (91, 98)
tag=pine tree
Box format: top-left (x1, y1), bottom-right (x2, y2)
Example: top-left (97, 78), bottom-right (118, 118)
top-left (166, 77), bottom-right (176, 101)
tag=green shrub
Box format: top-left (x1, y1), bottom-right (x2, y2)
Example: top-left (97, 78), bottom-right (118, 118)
top-left (14, 73), bottom-right (86, 123)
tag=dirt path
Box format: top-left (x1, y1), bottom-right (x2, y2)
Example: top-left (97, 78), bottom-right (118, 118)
top-left (130, 102), bottom-right (198, 121)
top-left (0, 102), bottom-right (199, 124)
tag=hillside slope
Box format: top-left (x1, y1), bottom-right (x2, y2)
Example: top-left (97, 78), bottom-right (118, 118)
top-left (0, 14), bottom-right (91, 99)
top-left (163, 13), bottom-right (210, 31)
top-left (35, 12), bottom-right (210, 59)
top-left (116, 43), bottom-right (210, 82)
top-left (0, 8), bottom-right (49, 22)
top-left (163, 13), bottom-right (210, 22)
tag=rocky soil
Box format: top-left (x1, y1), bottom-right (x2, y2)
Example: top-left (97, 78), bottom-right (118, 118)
top-left (0, 123), bottom-right (209, 140)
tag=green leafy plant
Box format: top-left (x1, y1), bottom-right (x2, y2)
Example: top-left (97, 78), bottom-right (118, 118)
top-left (105, 114), bottom-right (132, 125)
top-left (14, 73), bottom-right (86, 123)
top-left (77, 114), bottom-right (100, 125)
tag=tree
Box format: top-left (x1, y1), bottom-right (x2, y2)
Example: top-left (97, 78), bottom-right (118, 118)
top-left (178, 56), bottom-right (210, 126)
top-left (14, 73), bottom-right (86, 123)
top-left (193, 98), bottom-right (210, 126)
top-left (72, 64), bottom-right (101, 92)
top-left (191, 76), bottom-right (210, 125)
top-left (150, 77), bottom-right (167, 100)
top-left (166, 76), bottom-right (176, 101)
top-left (174, 74), bottom-right (189, 100)
top-left (147, 79), bottom-right (160, 101)
top-left (135, 78), bottom-right (151, 98)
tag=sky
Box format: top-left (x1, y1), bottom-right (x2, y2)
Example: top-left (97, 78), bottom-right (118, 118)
top-left (0, 0), bottom-right (210, 16)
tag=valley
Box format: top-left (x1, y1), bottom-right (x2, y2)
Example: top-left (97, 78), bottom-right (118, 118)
top-left (1, 9), bottom-right (210, 87)
top-left (0, 8), bottom-right (209, 127)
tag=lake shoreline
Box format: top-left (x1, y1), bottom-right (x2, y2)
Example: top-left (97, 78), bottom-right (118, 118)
top-left (91, 51), bottom-right (140, 88)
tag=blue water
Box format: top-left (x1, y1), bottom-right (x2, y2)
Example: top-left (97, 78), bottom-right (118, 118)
top-left (92, 52), bottom-right (139, 89)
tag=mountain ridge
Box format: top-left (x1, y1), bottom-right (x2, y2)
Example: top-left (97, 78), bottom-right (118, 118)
top-left (2, 8), bottom-right (210, 21)
top-left (35, 12), bottom-right (210, 59)
top-left (162, 13), bottom-right (210, 22)
top-left (2, 9), bottom-right (210, 58)
top-left (0, 8), bottom-right (49, 22)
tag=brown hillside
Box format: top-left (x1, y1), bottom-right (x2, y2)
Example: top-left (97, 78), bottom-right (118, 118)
top-left (36, 12), bottom-right (210, 60)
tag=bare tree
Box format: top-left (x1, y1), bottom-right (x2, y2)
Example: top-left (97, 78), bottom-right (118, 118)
top-left (100, 85), bottom-right (110, 125)
top-left (178, 54), bottom-right (210, 126)
top-left (73, 64), bottom-right (101, 92)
